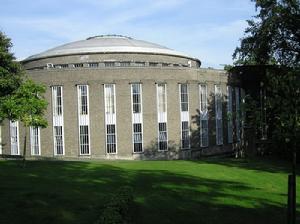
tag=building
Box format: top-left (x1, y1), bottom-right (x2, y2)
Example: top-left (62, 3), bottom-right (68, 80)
top-left (0, 35), bottom-right (243, 159)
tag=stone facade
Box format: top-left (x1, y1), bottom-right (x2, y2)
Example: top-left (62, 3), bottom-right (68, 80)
top-left (0, 36), bottom-right (241, 160)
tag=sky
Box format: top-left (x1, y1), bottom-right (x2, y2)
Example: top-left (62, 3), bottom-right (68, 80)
top-left (0, 0), bottom-right (256, 69)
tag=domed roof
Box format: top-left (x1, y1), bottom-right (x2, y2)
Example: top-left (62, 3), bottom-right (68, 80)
top-left (24, 35), bottom-right (199, 62)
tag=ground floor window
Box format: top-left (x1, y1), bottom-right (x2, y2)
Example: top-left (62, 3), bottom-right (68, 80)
top-left (79, 125), bottom-right (89, 155)
top-left (200, 119), bottom-right (208, 147)
top-left (10, 121), bottom-right (19, 155)
top-left (158, 122), bottom-right (168, 150)
top-left (30, 126), bottom-right (40, 155)
top-left (133, 123), bottom-right (143, 153)
top-left (106, 124), bottom-right (116, 154)
top-left (216, 119), bottom-right (223, 145)
top-left (181, 121), bottom-right (190, 149)
top-left (54, 126), bottom-right (64, 155)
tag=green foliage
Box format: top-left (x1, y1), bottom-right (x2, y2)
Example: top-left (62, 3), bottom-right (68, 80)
top-left (0, 31), bottom-right (47, 128)
top-left (233, 0), bottom-right (300, 67)
top-left (95, 186), bottom-right (134, 224)
top-left (1, 79), bottom-right (48, 127)
top-left (223, 64), bottom-right (233, 72)
top-left (233, 0), bottom-right (300, 158)
top-left (0, 31), bottom-right (23, 121)
top-left (0, 31), bottom-right (23, 97)
top-left (265, 68), bottom-right (300, 154)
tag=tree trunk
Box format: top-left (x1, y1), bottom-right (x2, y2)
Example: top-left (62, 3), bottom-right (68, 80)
top-left (22, 127), bottom-right (27, 168)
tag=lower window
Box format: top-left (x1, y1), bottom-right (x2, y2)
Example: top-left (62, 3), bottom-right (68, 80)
top-left (133, 123), bottom-right (143, 153)
top-left (107, 124), bottom-right (116, 153)
top-left (54, 126), bottom-right (64, 155)
top-left (181, 121), bottom-right (190, 149)
top-left (80, 125), bottom-right (89, 154)
top-left (30, 127), bottom-right (40, 155)
top-left (200, 119), bottom-right (208, 147)
top-left (158, 122), bottom-right (168, 150)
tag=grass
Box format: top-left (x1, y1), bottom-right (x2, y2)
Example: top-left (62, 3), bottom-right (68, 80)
top-left (0, 157), bottom-right (299, 224)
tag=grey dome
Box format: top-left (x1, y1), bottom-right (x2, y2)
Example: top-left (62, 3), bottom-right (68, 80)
top-left (24, 35), bottom-right (199, 62)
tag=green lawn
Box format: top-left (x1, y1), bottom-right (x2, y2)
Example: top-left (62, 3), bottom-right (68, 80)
top-left (0, 157), bottom-right (299, 224)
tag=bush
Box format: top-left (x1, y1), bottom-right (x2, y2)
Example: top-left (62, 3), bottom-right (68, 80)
top-left (95, 186), bottom-right (134, 224)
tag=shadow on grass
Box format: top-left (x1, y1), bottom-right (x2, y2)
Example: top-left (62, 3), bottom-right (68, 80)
top-left (0, 160), bottom-right (295, 224)
top-left (191, 156), bottom-right (300, 175)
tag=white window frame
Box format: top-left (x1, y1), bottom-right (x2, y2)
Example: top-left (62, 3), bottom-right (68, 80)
top-left (53, 126), bottom-right (64, 155)
top-left (104, 84), bottom-right (117, 154)
top-left (179, 83), bottom-right (190, 149)
top-left (132, 123), bottom-right (143, 153)
top-left (79, 125), bottom-right (90, 155)
top-left (235, 87), bottom-right (241, 142)
top-left (215, 85), bottom-right (223, 145)
top-left (30, 126), bottom-right (41, 156)
top-left (227, 86), bottom-right (233, 143)
top-left (199, 84), bottom-right (209, 147)
top-left (77, 85), bottom-right (91, 155)
top-left (52, 86), bottom-right (65, 156)
top-left (156, 83), bottom-right (168, 151)
top-left (10, 120), bottom-right (20, 155)
top-left (131, 83), bottom-right (143, 153)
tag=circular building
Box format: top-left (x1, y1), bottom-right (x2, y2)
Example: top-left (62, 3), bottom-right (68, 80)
top-left (1, 35), bottom-right (242, 159)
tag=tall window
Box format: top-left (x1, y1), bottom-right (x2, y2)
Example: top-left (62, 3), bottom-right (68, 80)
top-left (181, 121), bottom-right (190, 149)
top-left (158, 122), bottom-right (168, 150)
top-left (179, 84), bottom-right (190, 149)
top-left (10, 121), bottom-right (19, 155)
top-left (30, 126), bottom-right (41, 155)
top-left (106, 124), bottom-right (116, 153)
top-left (79, 85), bottom-right (88, 115)
top-left (54, 126), bottom-right (64, 155)
top-left (104, 84), bottom-right (117, 154)
top-left (215, 85), bottom-right (223, 145)
top-left (235, 87), bottom-right (241, 142)
top-left (79, 125), bottom-right (89, 154)
top-left (133, 123), bottom-right (143, 153)
top-left (105, 84), bottom-right (115, 114)
top-left (157, 84), bottom-right (167, 113)
top-left (77, 85), bottom-right (90, 155)
top-left (199, 84), bottom-right (208, 147)
top-left (227, 86), bottom-right (233, 143)
top-left (157, 83), bottom-right (168, 151)
top-left (52, 86), bottom-right (62, 116)
top-left (52, 86), bottom-right (65, 155)
top-left (131, 83), bottom-right (143, 153)
top-left (180, 84), bottom-right (189, 112)
top-left (132, 83), bottom-right (142, 113)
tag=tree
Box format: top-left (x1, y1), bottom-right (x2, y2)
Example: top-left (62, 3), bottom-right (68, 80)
top-left (0, 31), bottom-right (23, 122)
top-left (233, 0), bottom-right (300, 67)
top-left (2, 80), bottom-right (48, 165)
top-left (0, 31), bottom-right (48, 165)
top-left (233, 1), bottom-right (300, 223)
top-left (233, 0), bottom-right (300, 157)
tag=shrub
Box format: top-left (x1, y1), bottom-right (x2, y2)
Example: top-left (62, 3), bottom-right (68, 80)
top-left (95, 186), bottom-right (134, 224)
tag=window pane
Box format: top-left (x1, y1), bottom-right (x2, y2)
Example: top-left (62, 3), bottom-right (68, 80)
top-left (133, 123), bottom-right (142, 132)
top-left (79, 125), bottom-right (89, 154)
top-left (158, 84), bottom-right (166, 113)
top-left (105, 84), bottom-right (115, 114)
top-left (54, 126), bottom-right (64, 155)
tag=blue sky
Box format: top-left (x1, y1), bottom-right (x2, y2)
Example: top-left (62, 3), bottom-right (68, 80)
top-left (0, 0), bottom-right (256, 68)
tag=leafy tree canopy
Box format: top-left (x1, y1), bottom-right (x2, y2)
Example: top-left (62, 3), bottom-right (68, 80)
top-left (233, 0), bottom-right (300, 159)
top-left (0, 31), bottom-right (23, 99)
top-left (1, 79), bottom-right (48, 128)
top-left (233, 0), bottom-right (300, 68)
top-left (0, 31), bottom-right (47, 128)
